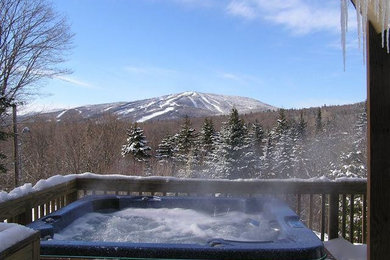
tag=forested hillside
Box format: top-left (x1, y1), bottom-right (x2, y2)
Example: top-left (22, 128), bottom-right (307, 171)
top-left (0, 102), bottom-right (366, 191)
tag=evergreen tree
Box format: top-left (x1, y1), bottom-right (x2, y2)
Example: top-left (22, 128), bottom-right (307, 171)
top-left (155, 135), bottom-right (176, 163)
top-left (199, 118), bottom-right (215, 154)
top-left (273, 128), bottom-right (294, 178)
top-left (182, 144), bottom-right (202, 178)
top-left (121, 123), bottom-right (151, 162)
top-left (292, 116), bottom-right (310, 178)
top-left (271, 110), bottom-right (294, 178)
top-left (250, 120), bottom-right (265, 154)
top-left (275, 109), bottom-right (289, 136)
top-left (207, 108), bottom-right (249, 179)
top-left (260, 132), bottom-right (275, 178)
top-left (296, 111), bottom-right (307, 141)
top-left (175, 116), bottom-right (197, 163)
top-left (245, 121), bottom-right (265, 177)
top-left (315, 108), bottom-right (323, 134)
top-left (332, 104), bottom-right (367, 178)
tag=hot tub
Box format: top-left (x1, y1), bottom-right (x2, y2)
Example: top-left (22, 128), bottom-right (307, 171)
top-left (28, 195), bottom-right (326, 260)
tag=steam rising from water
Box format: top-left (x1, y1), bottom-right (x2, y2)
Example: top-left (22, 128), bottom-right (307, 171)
top-left (54, 208), bottom-right (279, 244)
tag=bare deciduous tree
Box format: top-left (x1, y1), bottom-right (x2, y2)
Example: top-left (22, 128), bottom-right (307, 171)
top-left (0, 0), bottom-right (73, 104)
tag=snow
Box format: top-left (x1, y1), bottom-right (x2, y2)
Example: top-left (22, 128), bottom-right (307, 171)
top-left (53, 208), bottom-right (277, 244)
top-left (0, 223), bottom-right (37, 252)
top-left (188, 96), bottom-right (198, 108)
top-left (137, 106), bottom-right (175, 122)
top-left (199, 93), bottom-right (224, 113)
top-left (342, 0), bottom-right (390, 64)
top-left (116, 108), bottom-right (135, 115)
top-left (0, 173), bottom-right (366, 204)
top-left (103, 106), bottom-right (113, 112)
top-left (0, 175), bottom-right (77, 203)
top-left (56, 110), bottom-right (67, 119)
top-left (325, 238), bottom-right (367, 260)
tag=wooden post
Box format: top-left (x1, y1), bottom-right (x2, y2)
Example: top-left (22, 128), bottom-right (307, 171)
top-left (328, 193), bottom-right (339, 239)
top-left (321, 194), bottom-right (326, 241)
top-left (367, 22), bottom-right (390, 260)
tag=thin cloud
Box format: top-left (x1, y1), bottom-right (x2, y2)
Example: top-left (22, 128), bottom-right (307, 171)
top-left (220, 72), bottom-right (242, 81)
top-left (225, 0), bottom-right (356, 35)
top-left (124, 66), bottom-right (177, 76)
top-left (55, 75), bottom-right (96, 89)
top-left (226, 1), bottom-right (257, 20)
top-left (218, 72), bottom-right (263, 85)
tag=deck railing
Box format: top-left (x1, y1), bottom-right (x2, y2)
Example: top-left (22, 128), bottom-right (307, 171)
top-left (0, 176), bottom-right (367, 243)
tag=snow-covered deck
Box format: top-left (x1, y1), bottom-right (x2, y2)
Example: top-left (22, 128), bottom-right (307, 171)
top-left (0, 174), bottom-right (367, 259)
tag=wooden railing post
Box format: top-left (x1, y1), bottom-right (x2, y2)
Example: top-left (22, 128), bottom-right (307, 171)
top-left (328, 193), bottom-right (339, 239)
top-left (321, 194), bottom-right (326, 241)
top-left (66, 191), bottom-right (78, 205)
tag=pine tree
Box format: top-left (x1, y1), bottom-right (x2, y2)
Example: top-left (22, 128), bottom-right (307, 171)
top-left (333, 104), bottom-right (367, 178)
top-left (273, 128), bottom-right (294, 178)
top-left (250, 120), bottom-right (265, 154)
top-left (272, 110), bottom-right (294, 178)
top-left (296, 111), bottom-right (307, 141)
top-left (291, 116), bottom-right (310, 178)
top-left (121, 123), bottom-right (151, 162)
top-left (275, 109), bottom-right (289, 136)
top-left (207, 108), bottom-right (249, 179)
top-left (199, 118), bottom-right (215, 154)
top-left (261, 132), bottom-right (275, 178)
top-left (175, 116), bottom-right (197, 163)
top-left (315, 108), bottom-right (323, 134)
top-left (182, 144), bottom-right (202, 178)
top-left (245, 121), bottom-right (265, 177)
top-left (155, 135), bottom-right (176, 163)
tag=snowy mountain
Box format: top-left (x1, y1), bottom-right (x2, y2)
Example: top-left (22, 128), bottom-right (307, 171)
top-left (34, 92), bottom-right (276, 122)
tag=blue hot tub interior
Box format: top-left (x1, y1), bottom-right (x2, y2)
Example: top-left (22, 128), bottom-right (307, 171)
top-left (28, 195), bottom-right (326, 260)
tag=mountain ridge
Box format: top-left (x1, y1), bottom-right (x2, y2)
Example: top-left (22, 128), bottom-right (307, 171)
top-left (28, 92), bottom-right (277, 122)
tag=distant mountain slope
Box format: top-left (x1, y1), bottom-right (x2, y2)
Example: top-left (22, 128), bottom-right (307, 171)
top-left (33, 92), bottom-right (276, 122)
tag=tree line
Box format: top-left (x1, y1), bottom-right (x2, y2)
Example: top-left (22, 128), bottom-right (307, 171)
top-left (122, 105), bottom-right (367, 180)
top-left (0, 103), bottom-right (366, 191)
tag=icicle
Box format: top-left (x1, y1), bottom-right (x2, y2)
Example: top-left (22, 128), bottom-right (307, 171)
top-left (385, 0), bottom-right (390, 52)
top-left (356, 0), bottom-right (362, 50)
top-left (341, 0), bottom-right (348, 70)
top-left (342, 0), bottom-right (390, 67)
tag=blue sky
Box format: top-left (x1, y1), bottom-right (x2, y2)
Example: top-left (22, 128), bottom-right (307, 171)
top-left (24, 0), bottom-right (367, 113)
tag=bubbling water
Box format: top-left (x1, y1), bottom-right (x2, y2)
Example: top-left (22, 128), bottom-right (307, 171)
top-left (53, 207), bottom-right (279, 244)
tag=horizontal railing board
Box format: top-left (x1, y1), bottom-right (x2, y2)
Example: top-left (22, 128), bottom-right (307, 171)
top-left (77, 177), bottom-right (367, 195)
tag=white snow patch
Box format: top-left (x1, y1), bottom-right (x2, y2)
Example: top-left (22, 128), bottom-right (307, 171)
top-left (0, 175), bottom-right (77, 203)
top-left (188, 96), bottom-right (198, 108)
top-left (116, 108), bottom-right (135, 115)
top-left (137, 107), bottom-right (175, 122)
top-left (325, 238), bottom-right (366, 260)
top-left (139, 101), bottom-right (156, 109)
top-left (199, 94), bottom-right (224, 113)
top-left (103, 106), bottom-right (114, 112)
top-left (56, 110), bottom-right (67, 119)
top-left (0, 223), bottom-right (37, 252)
